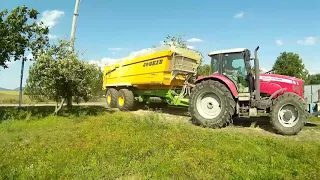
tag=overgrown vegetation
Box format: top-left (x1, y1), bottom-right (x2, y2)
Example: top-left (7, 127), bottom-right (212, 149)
top-left (0, 110), bottom-right (319, 179)
top-left (0, 106), bottom-right (109, 122)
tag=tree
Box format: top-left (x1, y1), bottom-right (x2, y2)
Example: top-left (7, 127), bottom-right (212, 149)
top-left (0, 6), bottom-right (49, 68)
top-left (197, 64), bottom-right (211, 76)
top-left (251, 66), bottom-right (263, 75)
top-left (24, 40), bottom-right (102, 114)
top-left (272, 52), bottom-right (309, 80)
top-left (308, 74), bottom-right (320, 85)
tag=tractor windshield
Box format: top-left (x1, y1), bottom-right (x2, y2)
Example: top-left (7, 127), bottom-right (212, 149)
top-left (222, 52), bottom-right (248, 93)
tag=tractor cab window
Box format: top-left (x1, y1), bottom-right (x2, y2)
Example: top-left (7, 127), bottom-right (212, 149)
top-left (210, 55), bottom-right (219, 74)
top-left (222, 52), bottom-right (248, 93)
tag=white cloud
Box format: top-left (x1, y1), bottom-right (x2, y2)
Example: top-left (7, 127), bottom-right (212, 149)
top-left (276, 40), bottom-right (284, 46)
top-left (89, 57), bottom-right (119, 70)
top-left (108, 48), bottom-right (123, 51)
top-left (48, 34), bottom-right (58, 40)
top-left (297, 36), bottom-right (317, 45)
top-left (187, 46), bottom-right (194, 49)
top-left (39, 10), bottom-right (65, 29)
top-left (187, 38), bottom-right (203, 43)
top-left (129, 48), bottom-right (153, 57)
top-left (234, 12), bottom-right (244, 19)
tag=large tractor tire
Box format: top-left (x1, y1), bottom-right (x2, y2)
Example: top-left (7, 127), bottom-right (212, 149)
top-left (189, 80), bottom-right (236, 128)
top-left (117, 89), bottom-right (135, 111)
top-left (106, 88), bottom-right (118, 108)
top-left (270, 93), bottom-right (307, 135)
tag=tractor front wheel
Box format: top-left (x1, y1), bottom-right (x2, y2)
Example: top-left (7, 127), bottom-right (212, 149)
top-left (270, 93), bottom-right (307, 135)
top-left (189, 80), bottom-right (236, 128)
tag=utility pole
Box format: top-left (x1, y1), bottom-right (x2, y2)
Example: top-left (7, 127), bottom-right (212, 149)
top-left (67, 0), bottom-right (81, 107)
top-left (70, 0), bottom-right (81, 52)
top-left (18, 58), bottom-right (25, 108)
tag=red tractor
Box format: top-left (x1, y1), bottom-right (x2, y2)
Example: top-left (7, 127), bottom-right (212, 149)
top-left (189, 46), bottom-right (308, 135)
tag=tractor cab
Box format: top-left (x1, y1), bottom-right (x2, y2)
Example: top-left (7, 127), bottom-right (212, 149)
top-left (208, 48), bottom-right (252, 93)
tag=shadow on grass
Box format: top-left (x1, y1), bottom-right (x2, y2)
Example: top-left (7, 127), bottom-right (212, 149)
top-left (138, 105), bottom-right (319, 133)
top-left (0, 105), bottom-right (115, 121)
top-left (135, 104), bottom-right (190, 117)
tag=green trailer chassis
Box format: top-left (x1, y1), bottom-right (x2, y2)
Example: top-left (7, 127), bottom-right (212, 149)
top-left (133, 89), bottom-right (189, 107)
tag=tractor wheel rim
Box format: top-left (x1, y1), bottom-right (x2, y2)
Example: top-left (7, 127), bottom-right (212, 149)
top-left (196, 92), bottom-right (221, 119)
top-left (278, 104), bottom-right (299, 127)
top-left (107, 95), bottom-right (111, 103)
top-left (118, 95), bottom-right (124, 106)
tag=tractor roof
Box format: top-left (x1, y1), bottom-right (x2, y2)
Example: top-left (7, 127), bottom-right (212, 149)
top-left (208, 48), bottom-right (248, 56)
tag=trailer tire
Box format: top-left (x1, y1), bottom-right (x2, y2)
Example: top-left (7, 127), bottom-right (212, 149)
top-left (189, 80), bottom-right (236, 128)
top-left (106, 88), bottom-right (118, 108)
top-left (270, 93), bottom-right (307, 135)
top-left (117, 89), bottom-right (135, 111)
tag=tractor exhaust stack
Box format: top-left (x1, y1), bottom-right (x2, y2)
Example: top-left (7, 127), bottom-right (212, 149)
top-left (254, 46), bottom-right (260, 101)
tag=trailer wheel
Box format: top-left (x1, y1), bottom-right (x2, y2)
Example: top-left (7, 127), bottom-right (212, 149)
top-left (117, 89), bottom-right (135, 111)
top-left (270, 93), bottom-right (307, 135)
top-left (189, 80), bottom-right (236, 128)
top-left (106, 88), bottom-right (118, 108)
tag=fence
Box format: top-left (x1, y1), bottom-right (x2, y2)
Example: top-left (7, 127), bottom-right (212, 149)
top-left (304, 84), bottom-right (320, 104)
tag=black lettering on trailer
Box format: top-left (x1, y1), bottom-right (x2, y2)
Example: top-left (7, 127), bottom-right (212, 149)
top-left (143, 59), bottom-right (163, 67)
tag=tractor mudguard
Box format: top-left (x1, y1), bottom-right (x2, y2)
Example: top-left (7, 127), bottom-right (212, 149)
top-left (196, 74), bottom-right (238, 98)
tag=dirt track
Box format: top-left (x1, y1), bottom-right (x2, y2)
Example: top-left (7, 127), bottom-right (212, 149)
top-left (128, 105), bottom-right (320, 142)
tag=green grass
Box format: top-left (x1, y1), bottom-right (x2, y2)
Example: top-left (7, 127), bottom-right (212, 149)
top-left (0, 109), bottom-right (319, 179)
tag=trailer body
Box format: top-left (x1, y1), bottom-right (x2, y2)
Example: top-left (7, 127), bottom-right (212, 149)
top-left (103, 46), bottom-right (202, 107)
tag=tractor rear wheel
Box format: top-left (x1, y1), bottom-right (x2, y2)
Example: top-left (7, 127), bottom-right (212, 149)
top-left (117, 89), bottom-right (135, 111)
top-left (270, 93), bottom-right (307, 135)
top-left (106, 88), bottom-right (118, 108)
top-left (189, 80), bottom-right (236, 128)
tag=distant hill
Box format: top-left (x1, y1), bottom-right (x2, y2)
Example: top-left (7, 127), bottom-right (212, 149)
top-left (13, 87), bottom-right (24, 91)
top-left (0, 87), bottom-right (11, 91)
top-left (0, 87), bottom-right (24, 91)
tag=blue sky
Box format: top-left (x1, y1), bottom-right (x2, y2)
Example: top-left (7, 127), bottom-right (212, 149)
top-left (0, 0), bottom-right (319, 89)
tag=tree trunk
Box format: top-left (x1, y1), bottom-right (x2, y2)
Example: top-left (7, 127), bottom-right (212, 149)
top-left (54, 98), bottom-right (65, 115)
top-left (67, 96), bottom-right (73, 107)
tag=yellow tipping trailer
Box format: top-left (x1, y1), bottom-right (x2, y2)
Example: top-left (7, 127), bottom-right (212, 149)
top-left (103, 45), bottom-right (202, 110)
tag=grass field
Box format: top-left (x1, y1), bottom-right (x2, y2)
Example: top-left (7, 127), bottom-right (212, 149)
top-left (0, 90), bottom-right (105, 104)
top-left (0, 106), bottom-right (319, 179)
top-left (0, 90), bottom-right (33, 104)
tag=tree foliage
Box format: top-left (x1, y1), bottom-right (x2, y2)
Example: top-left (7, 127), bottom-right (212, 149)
top-left (308, 74), bottom-right (320, 85)
top-left (251, 67), bottom-right (263, 75)
top-left (0, 6), bottom-right (49, 69)
top-left (24, 40), bottom-right (102, 114)
top-left (197, 64), bottom-right (211, 76)
top-left (272, 52), bottom-right (309, 80)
